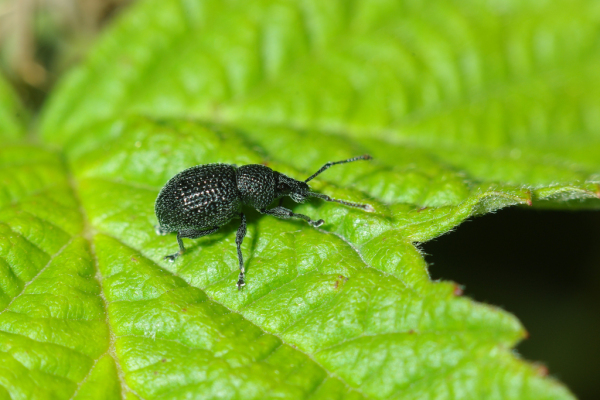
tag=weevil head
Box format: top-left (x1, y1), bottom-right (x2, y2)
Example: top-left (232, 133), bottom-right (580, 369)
top-left (274, 172), bottom-right (310, 203)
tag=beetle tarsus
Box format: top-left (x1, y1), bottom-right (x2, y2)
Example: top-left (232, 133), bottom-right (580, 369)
top-left (311, 219), bottom-right (324, 227)
top-left (165, 252), bottom-right (181, 262)
top-left (237, 275), bottom-right (245, 290)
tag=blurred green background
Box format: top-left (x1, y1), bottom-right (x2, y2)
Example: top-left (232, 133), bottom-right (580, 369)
top-left (1, 1), bottom-right (598, 399)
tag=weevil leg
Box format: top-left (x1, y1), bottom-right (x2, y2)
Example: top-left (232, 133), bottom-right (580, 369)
top-left (236, 213), bottom-right (247, 290)
top-left (164, 232), bottom-right (185, 262)
top-left (164, 226), bottom-right (220, 262)
top-left (259, 206), bottom-right (324, 228)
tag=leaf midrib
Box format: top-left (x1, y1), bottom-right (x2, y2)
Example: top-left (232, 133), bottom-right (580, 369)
top-left (63, 152), bottom-right (146, 400)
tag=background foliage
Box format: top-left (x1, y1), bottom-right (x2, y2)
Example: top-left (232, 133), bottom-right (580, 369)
top-left (0, 0), bottom-right (599, 399)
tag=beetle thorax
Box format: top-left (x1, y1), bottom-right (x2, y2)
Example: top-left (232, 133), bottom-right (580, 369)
top-left (235, 164), bottom-right (277, 209)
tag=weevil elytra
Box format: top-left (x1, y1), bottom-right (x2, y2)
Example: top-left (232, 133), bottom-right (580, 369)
top-left (155, 155), bottom-right (373, 289)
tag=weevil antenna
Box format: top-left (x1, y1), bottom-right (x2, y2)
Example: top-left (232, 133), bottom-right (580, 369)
top-left (308, 192), bottom-right (374, 212)
top-left (304, 155), bottom-right (372, 183)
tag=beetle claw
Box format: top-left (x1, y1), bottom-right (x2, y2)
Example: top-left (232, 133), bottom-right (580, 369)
top-left (237, 276), bottom-right (245, 290)
top-left (164, 253), bottom-right (179, 262)
top-left (311, 219), bottom-right (324, 228)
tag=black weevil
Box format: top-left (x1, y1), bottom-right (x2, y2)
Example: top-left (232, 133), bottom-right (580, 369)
top-left (155, 155), bottom-right (373, 289)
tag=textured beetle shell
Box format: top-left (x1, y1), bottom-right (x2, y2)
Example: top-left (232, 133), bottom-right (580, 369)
top-left (155, 164), bottom-right (242, 232)
top-left (236, 164), bottom-right (277, 210)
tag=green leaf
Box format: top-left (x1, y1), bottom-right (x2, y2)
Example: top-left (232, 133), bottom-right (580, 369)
top-left (2, 0), bottom-right (599, 399)
top-left (0, 75), bottom-right (26, 140)
top-left (40, 0), bottom-right (600, 203)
